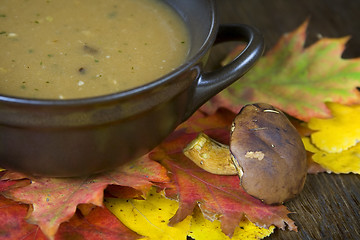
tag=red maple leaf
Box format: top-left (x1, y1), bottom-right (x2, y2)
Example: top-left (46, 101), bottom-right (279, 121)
top-left (0, 195), bottom-right (140, 240)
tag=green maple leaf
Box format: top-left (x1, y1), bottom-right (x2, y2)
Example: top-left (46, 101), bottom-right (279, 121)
top-left (203, 20), bottom-right (360, 121)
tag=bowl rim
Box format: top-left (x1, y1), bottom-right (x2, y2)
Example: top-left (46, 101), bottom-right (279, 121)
top-left (0, 0), bottom-right (218, 107)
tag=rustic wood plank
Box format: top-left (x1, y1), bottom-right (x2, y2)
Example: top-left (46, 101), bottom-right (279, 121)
top-left (273, 174), bottom-right (360, 239)
top-left (211, 0), bottom-right (360, 239)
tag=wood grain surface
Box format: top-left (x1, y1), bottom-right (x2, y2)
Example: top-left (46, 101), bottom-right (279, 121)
top-left (211, 0), bottom-right (360, 239)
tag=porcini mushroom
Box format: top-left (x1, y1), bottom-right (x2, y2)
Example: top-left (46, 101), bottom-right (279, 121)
top-left (183, 103), bottom-right (307, 205)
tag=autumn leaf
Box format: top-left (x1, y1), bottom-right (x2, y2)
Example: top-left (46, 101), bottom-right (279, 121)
top-left (0, 195), bottom-right (141, 240)
top-left (1, 157), bottom-right (169, 239)
top-left (0, 178), bottom-right (29, 193)
top-left (0, 195), bottom-right (46, 240)
top-left (158, 155), bottom-right (296, 236)
top-left (56, 206), bottom-right (141, 240)
top-left (148, 109), bottom-right (297, 237)
top-left (189, 207), bottom-right (274, 240)
top-left (105, 187), bottom-right (192, 240)
top-left (302, 137), bottom-right (360, 174)
top-left (300, 102), bottom-right (360, 174)
top-left (202, 20), bottom-right (360, 122)
top-left (308, 102), bottom-right (360, 153)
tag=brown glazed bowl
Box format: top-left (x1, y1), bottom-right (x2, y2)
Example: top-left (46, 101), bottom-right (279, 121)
top-left (0, 0), bottom-right (264, 177)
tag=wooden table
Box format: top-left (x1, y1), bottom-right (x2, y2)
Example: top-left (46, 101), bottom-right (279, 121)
top-left (211, 0), bottom-right (360, 239)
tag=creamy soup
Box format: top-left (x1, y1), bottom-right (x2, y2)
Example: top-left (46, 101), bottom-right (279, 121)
top-left (0, 0), bottom-right (189, 99)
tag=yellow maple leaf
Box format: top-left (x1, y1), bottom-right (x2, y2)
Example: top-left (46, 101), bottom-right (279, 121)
top-left (105, 187), bottom-right (274, 240)
top-left (105, 188), bottom-right (191, 240)
top-left (189, 208), bottom-right (274, 240)
top-left (308, 102), bottom-right (360, 153)
top-left (303, 137), bottom-right (360, 174)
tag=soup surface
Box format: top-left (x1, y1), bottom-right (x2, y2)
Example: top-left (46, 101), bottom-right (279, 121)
top-left (0, 0), bottom-right (189, 99)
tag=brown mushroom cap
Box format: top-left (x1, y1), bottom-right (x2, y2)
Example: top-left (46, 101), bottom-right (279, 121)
top-left (230, 103), bottom-right (307, 205)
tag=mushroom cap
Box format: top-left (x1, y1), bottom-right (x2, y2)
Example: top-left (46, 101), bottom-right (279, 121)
top-left (230, 103), bottom-right (307, 205)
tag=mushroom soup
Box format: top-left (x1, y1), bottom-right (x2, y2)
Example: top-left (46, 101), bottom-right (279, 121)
top-left (0, 0), bottom-right (190, 99)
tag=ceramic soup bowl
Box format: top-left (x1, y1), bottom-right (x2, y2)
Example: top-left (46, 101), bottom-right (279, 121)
top-left (0, 0), bottom-right (264, 177)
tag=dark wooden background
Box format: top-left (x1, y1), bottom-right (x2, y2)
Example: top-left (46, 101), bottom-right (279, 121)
top-left (210, 0), bottom-right (360, 239)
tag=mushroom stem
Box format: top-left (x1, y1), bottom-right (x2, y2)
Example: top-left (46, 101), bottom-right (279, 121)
top-left (183, 133), bottom-right (237, 175)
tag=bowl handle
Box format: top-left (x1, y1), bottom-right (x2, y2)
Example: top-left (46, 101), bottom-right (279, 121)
top-left (184, 24), bottom-right (264, 120)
